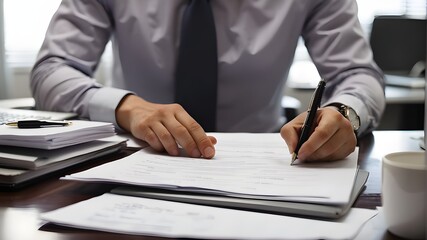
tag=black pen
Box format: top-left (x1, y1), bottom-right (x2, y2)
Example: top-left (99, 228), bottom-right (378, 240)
top-left (6, 120), bottom-right (72, 128)
top-left (291, 79), bottom-right (326, 165)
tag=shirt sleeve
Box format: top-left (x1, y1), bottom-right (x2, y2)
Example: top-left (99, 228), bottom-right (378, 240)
top-left (30, 0), bottom-right (132, 126)
top-left (302, 0), bottom-right (386, 136)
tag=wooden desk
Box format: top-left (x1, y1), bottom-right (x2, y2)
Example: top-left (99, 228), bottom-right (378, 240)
top-left (0, 130), bottom-right (423, 240)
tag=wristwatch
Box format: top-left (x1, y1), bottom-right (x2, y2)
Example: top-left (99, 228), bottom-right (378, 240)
top-left (328, 103), bottom-right (361, 132)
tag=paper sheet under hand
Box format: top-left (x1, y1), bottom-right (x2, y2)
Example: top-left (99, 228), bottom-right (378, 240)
top-left (41, 193), bottom-right (377, 240)
top-left (63, 133), bottom-right (358, 204)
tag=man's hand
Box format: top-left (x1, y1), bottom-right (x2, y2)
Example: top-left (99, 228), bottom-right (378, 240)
top-left (116, 95), bottom-right (217, 159)
top-left (281, 107), bottom-right (357, 162)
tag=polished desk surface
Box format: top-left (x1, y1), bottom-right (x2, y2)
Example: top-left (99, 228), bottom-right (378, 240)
top-left (0, 130), bottom-right (424, 240)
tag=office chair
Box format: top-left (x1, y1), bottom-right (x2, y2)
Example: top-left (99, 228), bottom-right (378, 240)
top-left (282, 96), bottom-right (301, 122)
top-left (370, 15), bottom-right (426, 130)
top-left (369, 15), bottom-right (426, 77)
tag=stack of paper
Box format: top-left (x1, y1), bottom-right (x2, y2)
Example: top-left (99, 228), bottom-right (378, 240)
top-left (0, 139), bottom-right (124, 170)
top-left (40, 133), bottom-right (372, 239)
top-left (0, 120), bottom-right (116, 149)
top-left (64, 133), bottom-right (358, 204)
top-left (0, 139), bottom-right (126, 188)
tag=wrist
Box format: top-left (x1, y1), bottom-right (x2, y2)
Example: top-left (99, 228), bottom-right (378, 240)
top-left (116, 94), bottom-right (138, 131)
top-left (326, 103), bottom-right (361, 133)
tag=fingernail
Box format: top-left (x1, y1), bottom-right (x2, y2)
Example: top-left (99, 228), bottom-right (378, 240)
top-left (204, 147), bottom-right (215, 158)
top-left (191, 149), bottom-right (201, 158)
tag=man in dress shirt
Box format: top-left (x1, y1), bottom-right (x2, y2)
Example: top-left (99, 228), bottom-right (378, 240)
top-left (31, 0), bottom-right (385, 162)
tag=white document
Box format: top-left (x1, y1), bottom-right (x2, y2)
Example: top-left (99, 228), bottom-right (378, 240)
top-left (354, 207), bottom-right (387, 240)
top-left (41, 193), bottom-right (377, 239)
top-left (64, 133), bottom-right (358, 204)
top-left (0, 120), bottom-right (116, 149)
top-left (102, 133), bottom-right (149, 149)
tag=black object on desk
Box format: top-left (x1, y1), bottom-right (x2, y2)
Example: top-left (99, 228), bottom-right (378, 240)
top-left (291, 79), bottom-right (326, 164)
top-left (6, 120), bottom-right (72, 128)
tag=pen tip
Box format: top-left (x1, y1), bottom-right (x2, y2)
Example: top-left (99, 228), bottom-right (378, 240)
top-left (290, 153), bottom-right (297, 165)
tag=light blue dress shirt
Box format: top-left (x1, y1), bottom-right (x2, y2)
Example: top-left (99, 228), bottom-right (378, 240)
top-left (31, 0), bottom-right (385, 135)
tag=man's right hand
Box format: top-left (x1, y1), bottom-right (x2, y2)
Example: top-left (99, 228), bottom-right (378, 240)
top-left (115, 95), bottom-right (217, 159)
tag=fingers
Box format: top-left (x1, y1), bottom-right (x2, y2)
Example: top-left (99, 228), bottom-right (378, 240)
top-left (208, 136), bottom-right (217, 145)
top-left (173, 109), bottom-right (216, 159)
top-left (150, 122), bottom-right (179, 156)
top-left (281, 113), bottom-right (307, 154)
top-left (281, 108), bottom-right (357, 162)
top-left (140, 127), bottom-right (165, 153)
top-left (298, 120), bottom-right (355, 162)
top-left (124, 99), bottom-right (216, 159)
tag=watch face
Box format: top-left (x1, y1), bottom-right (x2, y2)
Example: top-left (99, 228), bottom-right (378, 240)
top-left (346, 107), bottom-right (360, 131)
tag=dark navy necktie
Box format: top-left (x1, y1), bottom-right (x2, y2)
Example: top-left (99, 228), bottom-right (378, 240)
top-left (175, 0), bottom-right (218, 132)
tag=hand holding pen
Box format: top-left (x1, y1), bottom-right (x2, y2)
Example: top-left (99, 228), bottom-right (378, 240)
top-left (291, 79), bottom-right (326, 165)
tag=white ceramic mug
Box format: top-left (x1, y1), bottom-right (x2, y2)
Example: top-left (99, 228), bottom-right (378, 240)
top-left (382, 151), bottom-right (426, 239)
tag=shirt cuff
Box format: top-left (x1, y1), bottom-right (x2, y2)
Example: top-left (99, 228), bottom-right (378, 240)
top-left (88, 87), bottom-right (134, 127)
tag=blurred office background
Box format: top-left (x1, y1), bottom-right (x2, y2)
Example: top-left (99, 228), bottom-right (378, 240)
top-left (0, 0), bottom-right (425, 129)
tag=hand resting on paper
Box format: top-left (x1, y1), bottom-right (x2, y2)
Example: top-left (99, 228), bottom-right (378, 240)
top-left (116, 95), bottom-right (217, 159)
